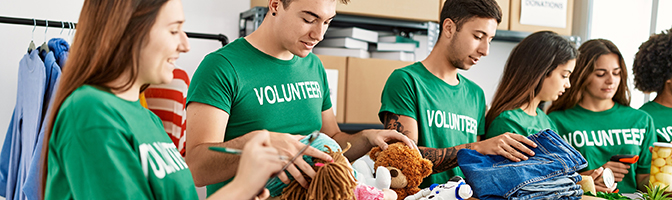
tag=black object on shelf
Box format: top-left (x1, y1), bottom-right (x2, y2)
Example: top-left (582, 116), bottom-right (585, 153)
top-left (0, 16), bottom-right (229, 46)
top-left (338, 123), bottom-right (385, 134)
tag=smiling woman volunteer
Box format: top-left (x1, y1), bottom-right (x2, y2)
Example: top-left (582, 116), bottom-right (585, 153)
top-left (39, 0), bottom-right (284, 199)
top-left (547, 39), bottom-right (655, 193)
top-left (484, 31), bottom-right (577, 138)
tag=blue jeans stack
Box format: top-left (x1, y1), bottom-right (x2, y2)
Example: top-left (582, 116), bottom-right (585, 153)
top-left (457, 129), bottom-right (588, 200)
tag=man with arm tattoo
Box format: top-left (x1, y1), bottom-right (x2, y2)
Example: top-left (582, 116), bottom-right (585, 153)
top-left (379, 0), bottom-right (537, 187)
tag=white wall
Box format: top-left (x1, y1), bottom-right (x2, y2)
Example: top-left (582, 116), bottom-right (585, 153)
top-left (589, 0), bottom-right (653, 109)
top-left (0, 1), bottom-right (250, 199)
top-left (461, 41), bottom-right (518, 107)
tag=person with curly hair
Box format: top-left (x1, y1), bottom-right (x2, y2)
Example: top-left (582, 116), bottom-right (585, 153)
top-left (634, 28), bottom-right (672, 143)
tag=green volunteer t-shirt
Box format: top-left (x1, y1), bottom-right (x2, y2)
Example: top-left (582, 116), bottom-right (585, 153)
top-left (548, 103), bottom-right (656, 193)
top-left (485, 108), bottom-right (558, 138)
top-left (379, 62), bottom-right (486, 188)
top-left (46, 85), bottom-right (197, 200)
top-left (639, 101), bottom-right (672, 143)
top-left (187, 38), bottom-right (332, 195)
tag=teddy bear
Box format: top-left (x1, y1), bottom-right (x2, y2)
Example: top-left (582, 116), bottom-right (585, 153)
top-left (369, 142), bottom-right (433, 200)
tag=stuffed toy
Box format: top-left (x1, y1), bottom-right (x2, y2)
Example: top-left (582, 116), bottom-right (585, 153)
top-left (369, 142), bottom-right (433, 200)
top-left (404, 176), bottom-right (473, 200)
top-left (352, 157), bottom-right (398, 200)
top-left (281, 143), bottom-right (358, 200)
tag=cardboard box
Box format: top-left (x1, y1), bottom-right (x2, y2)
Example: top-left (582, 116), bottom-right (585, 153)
top-left (509, 0), bottom-right (574, 35)
top-left (345, 57), bottom-right (412, 124)
top-left (317, 55), bottom-right (347, 123)
top-left (439, 0), bottom-right (510, 30)
top-left (251, 0), bottom-right (439, 22)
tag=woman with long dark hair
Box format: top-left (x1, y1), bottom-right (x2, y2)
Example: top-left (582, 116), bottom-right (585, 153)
top-left (41, 0), bottom-right (284, 199)
top-left (484, 31), bottom-right (577, 138)
top-left (547, 39), bottom-right (655, 193)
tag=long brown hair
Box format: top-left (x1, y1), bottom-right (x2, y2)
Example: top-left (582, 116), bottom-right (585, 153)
top-left (40, 0), bottom-right (168, 197)
top-left (547, 39), bottom-right (630, 113)
top-left (485, 31), bottom-right (578, 130)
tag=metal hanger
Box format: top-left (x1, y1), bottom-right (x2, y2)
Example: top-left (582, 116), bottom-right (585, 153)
top-left (28, 19), bottom-right (36, 53)
top-left (40, 19), bottom-right (50, 54)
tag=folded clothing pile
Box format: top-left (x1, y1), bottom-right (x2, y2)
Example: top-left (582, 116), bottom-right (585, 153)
top-left (457, 129), bottom-right (588, 199)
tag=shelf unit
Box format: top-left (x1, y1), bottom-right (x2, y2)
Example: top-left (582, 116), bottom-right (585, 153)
top-left (239, 7), bottom-right (581, 51)
top-left (240, 7), bottom-right (440, 53)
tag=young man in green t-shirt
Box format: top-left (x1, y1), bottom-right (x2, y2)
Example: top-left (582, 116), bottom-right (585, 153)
top-left (185, 0), bottom-right (416, 196)
top-left (379, 0), bottom-right (537, 187)
top-left (633, 28), bottom-right (672, 143)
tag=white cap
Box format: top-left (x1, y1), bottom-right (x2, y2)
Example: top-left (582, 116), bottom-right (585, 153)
top-left (602, 168), bottom-right (615, 189)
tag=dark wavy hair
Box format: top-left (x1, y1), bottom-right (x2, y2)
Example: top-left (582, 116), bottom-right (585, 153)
top-left (633, 28), bottom-right (672, 93)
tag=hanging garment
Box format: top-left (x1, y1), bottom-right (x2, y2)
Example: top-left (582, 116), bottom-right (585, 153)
top-left (0, 50), bottom-right (47, 200)
top-left (48, 38), bottom-right (69, 68)
top-left (22, 38), bottom-right (66, 200)
top-left (144, 68), bottom-right (190, 156)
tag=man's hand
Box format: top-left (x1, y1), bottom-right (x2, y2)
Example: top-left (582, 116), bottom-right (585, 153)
top-left (473, 132), bottom-right (537, 161)
top-left (269, 132), bottom-right (333, 188)
top-left (361, 129), bottom-right (417, 151)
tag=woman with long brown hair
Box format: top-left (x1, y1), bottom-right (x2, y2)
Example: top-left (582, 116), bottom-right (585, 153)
top-left (547, 39), bottom-right (655, 193)
top-left (41, 0), bottom-right (284, 199)
top-left (484, 31), bottom-right (577, 138)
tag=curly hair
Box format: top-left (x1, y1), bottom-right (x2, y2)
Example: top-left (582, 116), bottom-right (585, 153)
top-left (633, 28), bottom-right (672, 93)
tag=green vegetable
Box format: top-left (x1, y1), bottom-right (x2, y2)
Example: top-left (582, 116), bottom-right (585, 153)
top-left (584, 191), bottom-right (630, 200)
top-left (641, 184), bottom-right (671, 200)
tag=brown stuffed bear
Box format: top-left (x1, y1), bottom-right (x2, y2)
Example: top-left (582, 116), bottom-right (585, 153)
top-left (369, 142), bottom-right (433, 200)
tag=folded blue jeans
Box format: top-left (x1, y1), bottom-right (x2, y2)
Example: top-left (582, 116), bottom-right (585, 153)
top-left (510, 172), bottom-right (583, 200)
top-left (457, 129), bottom-right (587, 199)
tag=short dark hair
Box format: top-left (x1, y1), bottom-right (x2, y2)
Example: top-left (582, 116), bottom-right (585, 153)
top-left (281, 0), bottom-right (350, 8)
top-left (439, 0), bottom-right (502, 37)
top-left (633, 28), bottom-right (672, 93)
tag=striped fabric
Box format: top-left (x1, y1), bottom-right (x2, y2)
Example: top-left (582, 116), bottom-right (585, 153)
top-left (144, 68), bottom-right (190, 156)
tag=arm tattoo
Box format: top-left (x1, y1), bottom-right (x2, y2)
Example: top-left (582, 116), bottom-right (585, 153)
top-left (382, 112), bottom-right (411, 135)
top-left (420, 143), bottom-right (473, 174)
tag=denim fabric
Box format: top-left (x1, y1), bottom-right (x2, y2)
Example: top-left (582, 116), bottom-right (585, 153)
top-left (457, 129), bottom-right (587, 199)
top-left (510, 172), bottom-right (583, 200)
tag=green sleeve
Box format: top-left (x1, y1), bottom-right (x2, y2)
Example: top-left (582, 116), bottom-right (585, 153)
top-left (636, 115), bottom-right (657, 174)
top-left (318, 62), bottom-right (333, 112)
top-left (186, 53), bottom-right (237, 113)
top-left (484, 116), bottom-right (517, 139)
top-left (57, 127), bottom-right (151, 199)
top-left (547, 113), bottom-right (566, 136)
top-left (477, 93), bottom-right (487, 136)
top-left (379, 70), bottom-right (418, 122)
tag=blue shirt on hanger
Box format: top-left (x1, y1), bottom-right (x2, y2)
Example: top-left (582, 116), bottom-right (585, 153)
top-left (23, 39), bottom-right (65, 200)
top-left (0, 49), bottom-right (47, 200)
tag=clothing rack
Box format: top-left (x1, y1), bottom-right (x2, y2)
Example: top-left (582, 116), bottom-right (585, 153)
top-left (0, 16), bottom-right (229, 46)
